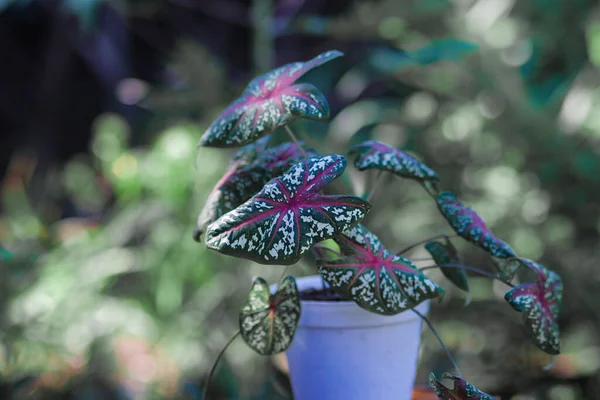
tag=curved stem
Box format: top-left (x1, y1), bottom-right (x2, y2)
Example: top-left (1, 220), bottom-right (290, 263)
top-left (365, 170), bottom-right (384, 202)
top-left (396, 233), bottom-right (460, 255)
top-left (312, 243), bottom-right (342, 258)
top-left (284, 125), bottom-right (307, 158)
top-left (278, 263), bottom-right (295, 285)
top-left (412, 308), bottom-right (462, 377)
top-left (202, 331), bottom-right (241, 400)
top-left (419, 263), bottom-right (515, 288)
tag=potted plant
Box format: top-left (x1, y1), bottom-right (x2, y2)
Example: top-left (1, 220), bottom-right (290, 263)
top-left (193, 50), bottom-right (563, 400)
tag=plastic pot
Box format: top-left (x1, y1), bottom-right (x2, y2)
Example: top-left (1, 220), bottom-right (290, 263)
top-left (280, 275), bottom-right (429, 400)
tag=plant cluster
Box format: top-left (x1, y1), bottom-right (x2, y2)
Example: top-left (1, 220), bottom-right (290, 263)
top-left (194, 50), bottom-right (563, 399)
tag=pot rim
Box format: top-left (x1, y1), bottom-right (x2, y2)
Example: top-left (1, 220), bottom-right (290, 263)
top-left (272, 275), bottom-right (430, 329)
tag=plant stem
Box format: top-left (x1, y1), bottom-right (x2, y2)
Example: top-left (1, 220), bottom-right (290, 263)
top-left (412, 308), bottom-right (462, 377)
top-left (278, 263), bottom-right (295, 285)
top-left (312, 243), bottom-right (342, 258)
top-left (284, 125), bottom-right (308, 158)
top-left (419, 263), bottom-right (515, 288)
top-left (396, 233), bottom-right (460, 255)
top-left (366, 170), bottom-right (384, 202)
top-left (202, 331), bottom-right (241, 400)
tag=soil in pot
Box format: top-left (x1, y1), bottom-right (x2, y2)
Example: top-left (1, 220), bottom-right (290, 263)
top-left (298, 287), bottom-right (346, 302)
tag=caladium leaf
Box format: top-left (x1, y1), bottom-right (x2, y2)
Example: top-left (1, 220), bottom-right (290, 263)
top-left (504, 259), bottom-right (562, 354)
top-left (429, 373), bottom-right (495, 400)
top-left (348, 140), bottom-right (440, 195)
top-left (317, 224), bottom-right (444, 315)
top-left (198, 50), bottom-right (343, 147)
top-left (436, 192), bottom-right (516, 259)
top-left (239, 276), bottom-right (301, 355)
top-left (425, 239), bottom-right (469, 292)
top-left (205, 155), bottom-right (371, 265)
top-left (194, 141), bottom-right (319, 242)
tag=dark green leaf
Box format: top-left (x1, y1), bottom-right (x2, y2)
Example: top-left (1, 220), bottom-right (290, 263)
top-left (429, 372), bottom-right (495, 400)
top-left (239, 276), bottom-right (301, 355)
top-left (425, 240), bottom-right (469, 292)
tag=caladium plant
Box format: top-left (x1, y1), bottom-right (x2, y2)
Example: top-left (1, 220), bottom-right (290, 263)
top-left (198, 50), bottom-right (342, 147)
top-left (429, 373), bottom-right (495, 400)
top-left (205, 154), bottom-right (371, 265)
top-left (504, 258), bottom-right (563, 355)
top-left (318, 224), bottom-right (444, 315)
top-left (197, 49), bottom-right (564, 400)
top-left (239, 276), bottom-right (301, 355)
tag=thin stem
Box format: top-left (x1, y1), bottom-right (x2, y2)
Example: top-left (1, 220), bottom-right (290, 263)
top-left (396, 233), bottom-right (460, 255)
top-left (419, 263), bottom-right (515, 288)
top-left (284, 125), bottom-right (308, 158)
top-left (278, 263), bottom-right (295, 285)
top-left (412, 308), bottom-right (462, 377)
top-left (366, 170), bottom-right (384, 202)
top-left (202, 331), bottom-right (241, 400)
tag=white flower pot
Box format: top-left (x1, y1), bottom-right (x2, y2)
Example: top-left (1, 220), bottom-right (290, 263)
top-left (279, 275), bottom-right (428, 400)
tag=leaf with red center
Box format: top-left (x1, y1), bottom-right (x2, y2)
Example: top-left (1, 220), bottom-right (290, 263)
top-left (348, 140), bottom-right (440, 195)
top-left (504, 259), bottom-right (562, 354)
top-left (436, 191), bottom-right (516, 259)
top-left (194, 141), bottom-right (319, 242)
top-left (230, 136), bottom-right (271, 167)
top-left (425, 239), bottom-right (469, 292)
top-left (198, 50), bottom-right (343, 147)
top-left (429, 373), bottom-right (495, 400)
top-left (205, 155), bottom-right (371, 265)
top-left (317, 224), bottom-right (444, 315)
top-left (239, 276), bottom-right (301, 355)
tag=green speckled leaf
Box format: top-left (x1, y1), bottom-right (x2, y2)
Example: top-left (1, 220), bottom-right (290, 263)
top-left (348, 140), bottom-right (440, 195)
top-left (205, 155), bottom-right (371, 265)
top-left (318, 224), bottom-right (444, 315)
top-left (436, 191), bottom-right (516, 259)
top-left (425, 240), bottom-right (469, 292)
top-left (239, 276), bottom-right (301, 356)
top-left (194, 141), bottom-right (318, 242)
top-left (429, 373), bottom-right (495, 400)
top-left (199, 50), bottom-right (343, 147)
top-left (504, 259), bottom-right (562, 355)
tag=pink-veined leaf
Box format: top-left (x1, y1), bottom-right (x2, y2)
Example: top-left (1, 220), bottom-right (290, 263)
top-left (348, 140), bottom-right (440, 195)
top-left (317, 224), bottom-right (444, 315)
top-left (193, 141), bottom-right (319, 242)
top-left (239, 276), bottom-right (300, 355)
top-left (198, 50), bottom-right (343, 147)
top-left (429, 373), bottom-right (496, 400)
top-left (425, 239), bottom-right (469, 292)
top-left (205, 155), bottom-right (371, 265)
top-left (436, 191), bottom-right (516, 259)
top-left (504, 259), bottom-right (562, 355)
top-left (230, 136), bottom-right (271, 167)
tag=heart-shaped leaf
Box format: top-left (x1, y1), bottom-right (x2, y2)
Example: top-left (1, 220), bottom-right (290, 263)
top-left (504, 259), bottom-right (562, 354)
top-left (194, 141), bottom-right (319, 242)
top-left (425, 240), bottom-right (469, 292)
top-left (318, 224), bottom-right (444, 315)
top-left (436, 192), bottom-right (516, 259)
top-left (348, 140), bottom-right (440, 195)
top-left (239, 276), bottom-right (301, 355)
top-left (198, 50), bottom-right (343, 147)
top-left (205, 155), bottom-right (371, 265)
top-left (429, 373), bottom-right (495, 400)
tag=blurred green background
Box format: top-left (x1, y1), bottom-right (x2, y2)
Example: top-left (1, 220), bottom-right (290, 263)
top-left (2, 0), bottom-right (600, 398)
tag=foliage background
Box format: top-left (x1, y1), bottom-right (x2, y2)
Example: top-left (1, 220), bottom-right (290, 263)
top-left (2, 0), bottom-right (600, 398)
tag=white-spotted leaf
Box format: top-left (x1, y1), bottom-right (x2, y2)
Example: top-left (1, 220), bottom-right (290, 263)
top-left (504, 259), bottom-right (563, 355)
top-left (318, 224), bottom-right (444, 315)
top-left (429, 373), bottom-right (495, 400)
top-left (198, 50), bottom-right (343, 147)
top-left (348, 140), bottom-right (440, 195)
top-left (205, 155), bottom-right (371, 265)
top-left (239, 276), bottom-right (301, 356)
